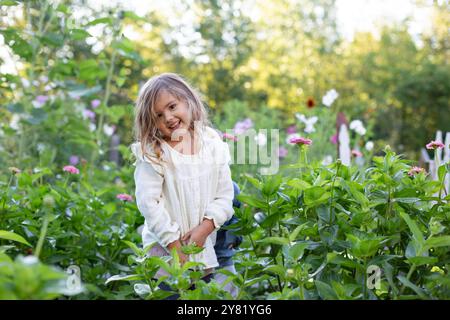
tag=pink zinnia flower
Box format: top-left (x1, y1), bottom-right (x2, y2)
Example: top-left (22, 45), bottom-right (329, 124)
top-left (289, 137), bottom-right (312, 146)
top-left (351, 149), bottom-right (363, 157)
top-left (116, 193), bottom-right (133, 202)
top-left (426, 140), bottom-right (445, 150)
top-left (91, 99), bottom-right (101, 109)
top-left (63, 165), bottom-right (80, 174)
top-left (286, 125), bottom-right (297, 134)
top-left (330, 134), bottom-right (338, 145)
top-left (278, 146), bottom-right (288, 158)
top-left (408, 166), bottom-right (425, 176)
top-left (222, 132), bottom-right (238, 141)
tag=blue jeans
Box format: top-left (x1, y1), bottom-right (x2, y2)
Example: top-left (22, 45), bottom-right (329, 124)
top-left (214, 181), bottom-right (242, 268)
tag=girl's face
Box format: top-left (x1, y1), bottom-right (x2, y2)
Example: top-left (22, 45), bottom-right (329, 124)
top-left (154, 90), bottom-right (192, 141)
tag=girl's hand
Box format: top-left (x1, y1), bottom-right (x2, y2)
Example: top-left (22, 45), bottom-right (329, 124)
top-left (167, 240), bottom-right (189, 265)
top-left (181, 219), bottom-right (215, 248)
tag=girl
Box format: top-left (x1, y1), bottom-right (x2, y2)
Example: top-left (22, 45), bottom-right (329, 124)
top-left (130, 73), bottom-right (235, 286)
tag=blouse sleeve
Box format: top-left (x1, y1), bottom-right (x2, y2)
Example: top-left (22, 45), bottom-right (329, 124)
top-left (203, 138), bottom-right (235, 230)
top-left (131, 143), bottom-right (181, 247)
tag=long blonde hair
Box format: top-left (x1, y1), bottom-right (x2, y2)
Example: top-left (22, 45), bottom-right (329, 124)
top-left (134, 73), bottom-right (210, 163)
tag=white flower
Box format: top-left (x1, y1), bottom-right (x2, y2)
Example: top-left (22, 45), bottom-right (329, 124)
top-left (36, 143), bottom-right (46, 153)
top-left (89, 123), bottom-right (96, 132)
top-left (322, 155), bottom-right (333, 166)
top-left (21, 78), bottom-right (30, 88)
top-left (10, 114), bottom-right (21, 130)
top-left (254, 132), bottom-right (267, 146)
top-left (365, 141), bottom-right (374, 152)
top-left (103, 124), bottom-right (115, 136)
top-left (349, 120), bottom-right (366, 136)
top-left (296, 113), bottom-right (318, 134)
top-left (322, 89), bottom-right (339, 107)
top-left (286, 133), bottom-right (301, 145)
top-left (21, 255), bottom-right (39, 265)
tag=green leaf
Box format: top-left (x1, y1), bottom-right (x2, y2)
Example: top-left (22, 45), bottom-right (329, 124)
top-left (399, 212), bottom-right (425, 246)
top-left (85, 17), bottom-right (113, 26)
top-left (289, 242), bottom-right (309, 261)
top-left (289, 224), bottom-right (306, 242)
top-left (344, 181), bottom-right (369, 207)
top-left (438, 164), bottom-right (447, 182)
top-left (70, 29), bottom-right (92, 41)
top-left (397, 275), bottom-right (427, 299)
top-left (304, 186), bottom-right (331, 206)
top-left (181, 243), bottom-right (204, 255)
top-left (122, 11), bottom-right (147, 22)
top-left (315, 280), bottom-right (338, 300)
top-left (406, 256), bottom-right (438, 266)
top-left (0, 230), bottom-right (31, 246)
top-left (393, 197), bottom-right (420, 204)
top-left (257, 237), bottom-right (290, 246)
top-left (105, 274), bottom-right (142, 285)
top-left (0, 0), bottom-right (19, 5)
top-left (327, 252), bottom-right (364, 271)
top-left (67, 85), bottom-right (102, 99)
top-left (236, 195), bottom-right (268, 210)
top-left (243, 174), bottom-right (262, 190)
top-left (382, 261), bottom-right (399, 296)
top-left (40, 32), bottom-right (64, 47)
top-left (78, 60), bottom-right (107, 81)
top-left (0, 29), bottom-right (33, 61)
top-left (424, 236), bottom-right (450, 251)
top-left (122, 240), bottom-right (141, 256)
top-left (286, 178), bottom-right (311, 191)
top-left (263, 265), bottom-right (286, 279)
top-left (262, 175), bottom-right (282, 197)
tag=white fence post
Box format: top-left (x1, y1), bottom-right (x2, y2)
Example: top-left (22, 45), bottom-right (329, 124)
top-left (425, 130), bottom-right (450, 199)
top-left (338, 123), bottom-right (351, 166)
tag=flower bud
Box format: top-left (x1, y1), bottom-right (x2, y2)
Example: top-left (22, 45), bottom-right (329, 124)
top-left (43, 194), bottom-right (55, 208)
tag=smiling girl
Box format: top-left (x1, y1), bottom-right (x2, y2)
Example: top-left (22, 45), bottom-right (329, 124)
top-left (130, 73), bottom-right (234, 290)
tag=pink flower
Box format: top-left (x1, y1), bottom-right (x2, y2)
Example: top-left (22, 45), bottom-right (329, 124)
top-left (286, 125), bottom-right (297, 134)
top-left (69, 155), bottom-right (79, 166)
top-left (278, 146), bottom-right (288, 158)
top-left (116, 193), bottom-right (133, 202)
top-left (83, 109), bottom-right (96, 121)
top-left (233, 118), bottom-right (253, 135)
top-left (63, 165), bottom-right (80, 174)
top-left (32, 95), bottom-right (49, 108)
top-left (426, 140), bottom-right (445, 150)
top-left (289, 137), bottom-right (312, 146)
top-left (330, 134), bottom-right (338, 145)
top-left (9, 167), bottom-right (21, 174)
top-left (91, 99), bottom-right (101, 109)
top-left (36, 95), bottom-right (49, 104)
top-left (351, 149), bottom-right (363, 157)
top-left (222, 132), bottom-right (238, 141)
top-left (408, 166), bottom-right (425, 176)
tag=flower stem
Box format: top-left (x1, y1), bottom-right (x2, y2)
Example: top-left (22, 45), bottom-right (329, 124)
top-left (35, 214), bottom-right (50, 259)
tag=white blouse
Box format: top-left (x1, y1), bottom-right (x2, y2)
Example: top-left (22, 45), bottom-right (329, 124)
top-left (131, 126), bottom-right (234, 272)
